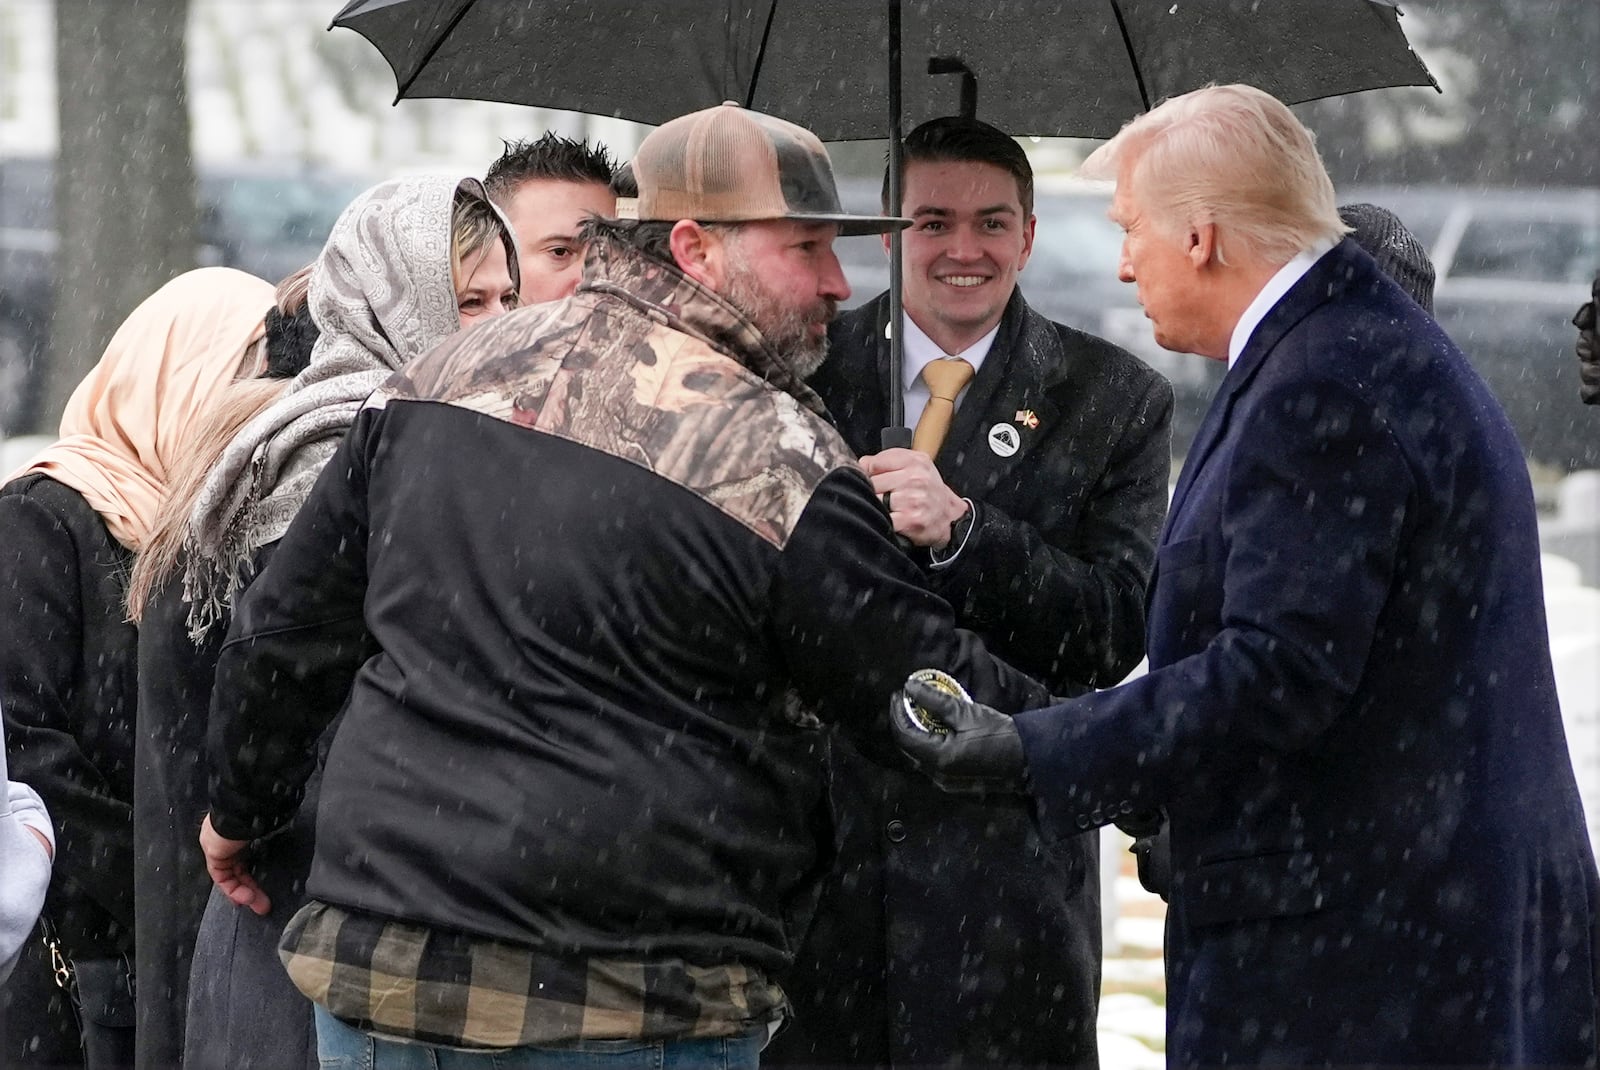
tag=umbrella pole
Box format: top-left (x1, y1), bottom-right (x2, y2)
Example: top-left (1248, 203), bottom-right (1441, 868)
top-left (1108, 0), bottom-right (1152, 112)
top-left (881, 0), bottom-right (913, 451)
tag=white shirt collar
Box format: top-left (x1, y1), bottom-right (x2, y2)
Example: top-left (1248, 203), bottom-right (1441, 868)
top-left (1227, 237), bottom-right (1339, 369)
top-left (900, 313), bottom-right (1001, 391)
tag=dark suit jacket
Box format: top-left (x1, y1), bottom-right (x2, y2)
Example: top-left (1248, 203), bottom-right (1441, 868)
top-left (817, 288), bottom-right (1173, 691)
top-left (769, 288), bottom-right (1173, 1068)
top-left (1014, 239), bottom-right (1600, 1067)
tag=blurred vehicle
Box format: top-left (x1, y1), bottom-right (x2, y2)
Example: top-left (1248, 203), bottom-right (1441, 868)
top-left (838, 178), bottom-right (1600, 470)
top-left (0, 157), bottom-right (372, 434)
top-left (1342, 186), bottom-right (1600, 472)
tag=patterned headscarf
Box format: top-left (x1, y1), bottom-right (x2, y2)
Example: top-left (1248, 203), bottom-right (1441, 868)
top-left (182, 174), bottom-right (505, 634)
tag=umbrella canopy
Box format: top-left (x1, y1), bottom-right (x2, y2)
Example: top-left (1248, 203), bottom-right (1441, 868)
top-left (331, 0), bottom-right (1437, 139)
top-left (331, 0), bottom-right (1436, 437)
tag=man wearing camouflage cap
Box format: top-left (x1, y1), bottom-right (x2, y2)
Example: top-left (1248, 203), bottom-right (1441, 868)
top-left (198, 102), bottom-right (1049, 1067)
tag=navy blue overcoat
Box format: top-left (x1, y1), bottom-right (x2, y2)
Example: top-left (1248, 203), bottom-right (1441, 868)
top-left (1015, 239), bottom-right (1600, 1066)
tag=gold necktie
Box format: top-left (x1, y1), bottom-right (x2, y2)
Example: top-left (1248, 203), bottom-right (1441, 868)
top-left (912, 358), bottom-right (975, 457)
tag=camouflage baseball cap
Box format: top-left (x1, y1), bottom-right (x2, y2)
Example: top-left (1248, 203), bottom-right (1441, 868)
top-left (634, 102), bottom-right (908, 236)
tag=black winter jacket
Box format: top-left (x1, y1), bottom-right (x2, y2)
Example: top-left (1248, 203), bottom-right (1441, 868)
top-left (0, 474), bottom-right (136, 955)
top-left (206, 239), bottom-right (1048, 978)
top-left (0, 474), bottom-right (136, 1065)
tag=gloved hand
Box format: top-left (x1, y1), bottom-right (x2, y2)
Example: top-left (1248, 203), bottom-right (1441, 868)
top-left (891, 676), bottom-right (1027, 794)
top-left (1113, 807), bottom-right (1163, 839)
top-left (1126, 821), bottom-right (1173, 901)
top-left (1575, 285), bottom-right (1599, 405)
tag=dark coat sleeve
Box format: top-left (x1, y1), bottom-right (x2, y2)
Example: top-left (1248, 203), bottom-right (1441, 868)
top-left (931, 369), bottom-right (1173, 691)
top-left (1013, 374), bottom-right (1409, 831)
top-left (0, 487), bottom-right (135, 930)
top-left (206, 416), bottom-right (380, 841)
top-left (771, 468), bottom-right (1051, 725)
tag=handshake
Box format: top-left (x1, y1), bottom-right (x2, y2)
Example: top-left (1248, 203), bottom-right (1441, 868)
top-left (891, 671), bottom-right (1164, 856)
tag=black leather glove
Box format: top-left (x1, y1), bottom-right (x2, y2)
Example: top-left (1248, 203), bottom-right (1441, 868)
top-left (1113, 807), bottom-right (1163, 839)
top-left (1127, 820), bottom-right (1173, 901)
top-left (1575, 286), bottom-right (1599, 405)
top-left (891, 676), bottom-right (1027, 794)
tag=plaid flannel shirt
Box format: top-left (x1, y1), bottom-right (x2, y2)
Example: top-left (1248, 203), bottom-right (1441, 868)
top-left (278, 901), bottom-right (787, 1049)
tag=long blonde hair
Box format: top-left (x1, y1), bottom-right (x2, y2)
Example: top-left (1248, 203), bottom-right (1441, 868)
top-left (126, 262), bottom-right (320, 621)
top-left (276, 263), bottom-right (313, 316)
top-left (125, 376), bottom-right (289, 621)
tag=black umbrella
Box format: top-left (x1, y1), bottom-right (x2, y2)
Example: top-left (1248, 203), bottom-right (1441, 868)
top-left (332, 0), bottom-right (1437, 445)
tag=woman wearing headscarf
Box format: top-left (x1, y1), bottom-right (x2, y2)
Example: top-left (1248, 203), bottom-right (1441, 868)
top-left (177, 174), bottom-right (518, 1070)
top-left (0, 267), bottom-right (279, 1069)
top-left (123, 263), bottom-right (320, 1070)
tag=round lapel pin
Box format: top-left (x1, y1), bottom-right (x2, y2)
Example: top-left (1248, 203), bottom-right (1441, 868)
top-left (987, 423), bottom-right (1020, 457)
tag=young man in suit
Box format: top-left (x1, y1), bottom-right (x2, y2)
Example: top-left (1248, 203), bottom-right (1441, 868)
top-left (769, 117), bottom-right (1173, 1068)
top-left (896, 84), bottom-right (1600, 1066)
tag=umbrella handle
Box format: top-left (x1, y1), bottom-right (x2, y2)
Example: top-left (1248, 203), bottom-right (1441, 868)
top-left (928, 57), bottom-right (977, 120)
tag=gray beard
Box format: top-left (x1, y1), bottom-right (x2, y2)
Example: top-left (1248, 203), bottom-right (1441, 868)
top-left (786, 333), bottom-right (828, 381)
top-left (721, 261), bottom-right (830, 381)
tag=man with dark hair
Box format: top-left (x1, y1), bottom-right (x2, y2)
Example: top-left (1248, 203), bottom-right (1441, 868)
top-left (610, 161), bottom-right (638, 200)
top-left (770, 115), bottom-right (1173, 1068)
top-left (484, 131), bottom-right (617, 305)
top-left (198, 102), bottom-right (1050, 1067)
top-left (881, 114), bottom-right (1036, 220)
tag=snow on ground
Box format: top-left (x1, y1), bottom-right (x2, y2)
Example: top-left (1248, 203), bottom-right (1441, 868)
top-left (1099, 1028), bottom-right (1166, 1070)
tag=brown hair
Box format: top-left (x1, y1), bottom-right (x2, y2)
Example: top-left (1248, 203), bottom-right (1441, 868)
top-left (884, 116), bottom-right (1034, 216)
top-left (483, 132), bottom-right (615, 204)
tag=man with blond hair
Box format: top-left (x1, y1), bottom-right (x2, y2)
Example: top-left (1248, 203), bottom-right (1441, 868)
top-left (892, 84), bottom-right (1600, 1066)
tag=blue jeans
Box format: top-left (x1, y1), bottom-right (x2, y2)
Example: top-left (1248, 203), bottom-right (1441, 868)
top-left (313, 1005), bottom-right (765, 1069)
